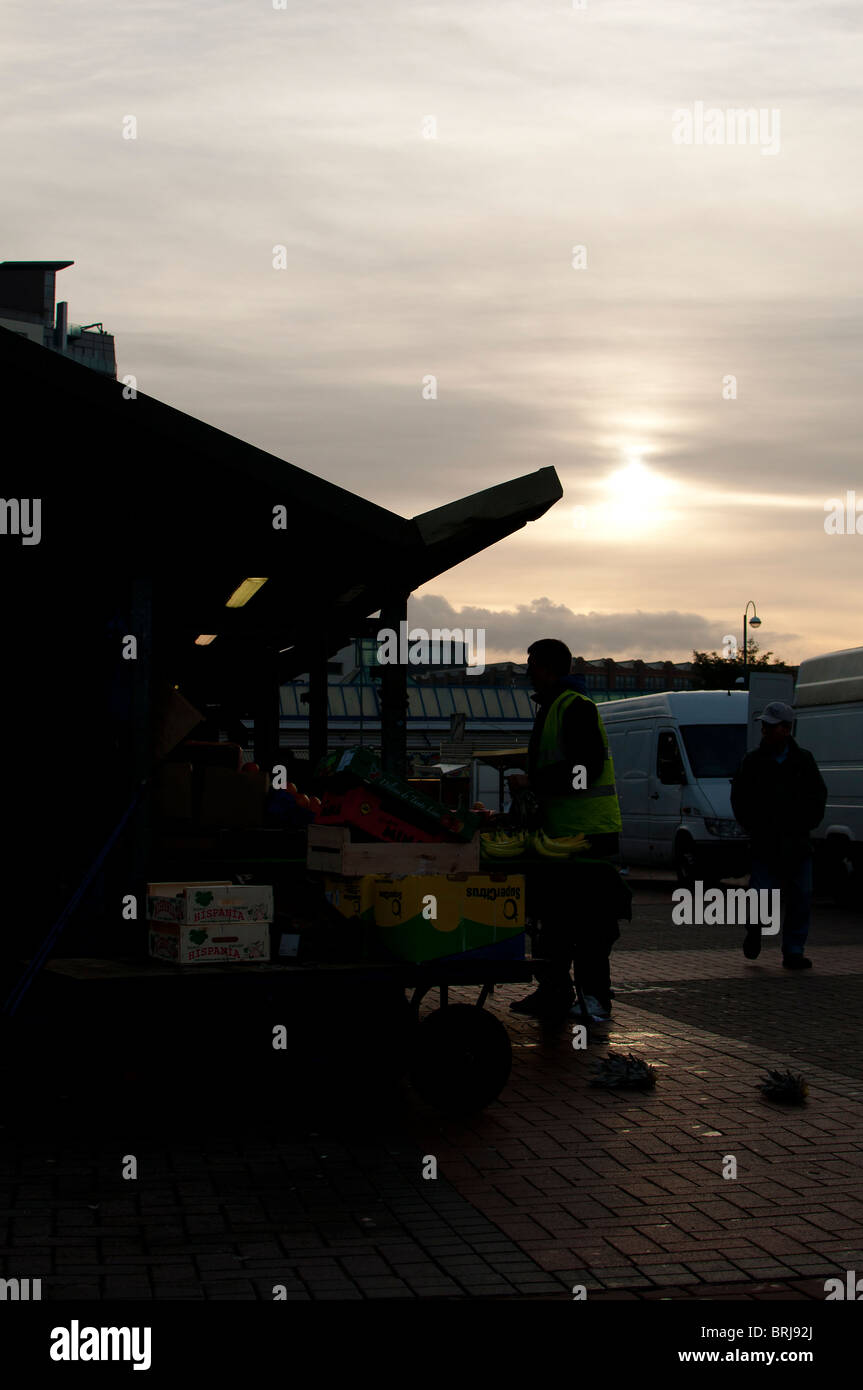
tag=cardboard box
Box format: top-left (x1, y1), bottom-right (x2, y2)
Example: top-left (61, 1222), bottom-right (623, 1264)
top-left (369, 873), bottom-right (525, 963)
top-left (152, 684), bottom-right (204, 763)
top-left (152, 762), bottom-right (193, 821)
top-left (148, 920), bottom-right (269, 964)
top-left (322, 874), bottom-right (377, 922)
top-left (307, 826), bottom-right (480, 874)
top-left (319, 874), bottom-right (381, 961)
top-left (146, 882), bottom-right (274, 925)
top-left (174, 740), bottom-right (243, 772)
top-left (443, 932), bottom-right (525, 961)
top-left (199, 767), bottom-right (266, 828)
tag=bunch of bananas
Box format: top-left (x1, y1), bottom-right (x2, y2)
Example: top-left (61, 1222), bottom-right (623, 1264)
top-left (530, 830), bottom-right (591, 859)
top-left (480, 829), bottom-right (591, 860)
top-left (480, 829), bottom-right (529, 859)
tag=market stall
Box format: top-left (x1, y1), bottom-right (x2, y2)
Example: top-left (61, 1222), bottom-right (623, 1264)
top-left (0, 319), bottom-right (574, 1113)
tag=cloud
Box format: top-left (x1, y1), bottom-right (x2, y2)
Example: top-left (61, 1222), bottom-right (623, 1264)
top-left (406, 593), bottom-right (744, 661)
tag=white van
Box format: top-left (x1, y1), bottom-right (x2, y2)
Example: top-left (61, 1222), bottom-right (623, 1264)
top-left (794, 645), bottom-right (863, 901)
top-left (602, 690), bottom-right (750, 883)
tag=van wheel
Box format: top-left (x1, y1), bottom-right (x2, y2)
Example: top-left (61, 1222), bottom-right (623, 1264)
top-left (826, 840), bottom-right (860, 907)
top-left (674, 835), bottom-right (700, 888)
top-left (674, 836), bottom-right (720, 889)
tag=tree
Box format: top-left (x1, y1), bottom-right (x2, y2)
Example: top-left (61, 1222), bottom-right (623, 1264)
top-left (691, 641), bottom-right (797, 691)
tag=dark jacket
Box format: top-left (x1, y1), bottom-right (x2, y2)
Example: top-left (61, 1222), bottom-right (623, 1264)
top-left (731, 737), bottom-right (827, 859)
top-left (527, 677), bottom-right (606, 799)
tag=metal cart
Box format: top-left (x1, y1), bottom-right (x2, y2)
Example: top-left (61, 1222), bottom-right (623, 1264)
top-left (29, 952), bottom-right (538, 1116)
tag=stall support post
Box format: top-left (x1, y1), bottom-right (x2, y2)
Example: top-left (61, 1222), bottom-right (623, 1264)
top-left (308, 637), bottom-right (329, 772)
top-left (128, 580), bottom-right (153, 898)
top-left (253, 645), bottom-right (281, 776)
top-left (380, 592), bottom-right (409, 779)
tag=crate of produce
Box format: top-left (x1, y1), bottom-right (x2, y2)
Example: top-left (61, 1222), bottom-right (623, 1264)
top-left (307, 826), bottom-right (480, 875)
top-left (315, 786), bottom-right (442, 844)
top-left (147, 882), bottom-right (274, 925)
top-left (148, 920), bottom-right (269, 965)
top-left (316, 746), bottom-right (479, 842)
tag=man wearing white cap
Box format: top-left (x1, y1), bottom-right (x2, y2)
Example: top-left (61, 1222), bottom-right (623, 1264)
top-left (731, 702), bottom-right (827, 969)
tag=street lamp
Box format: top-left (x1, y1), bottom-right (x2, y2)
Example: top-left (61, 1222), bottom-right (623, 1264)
top-left (742, 601), bottom-right (762, 687)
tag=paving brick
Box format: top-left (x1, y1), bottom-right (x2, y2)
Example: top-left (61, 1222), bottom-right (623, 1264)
top-left (350, 1276), bottom-right (411, 1291)
top-left (46, 1282), bottom-right (101, 1299)
top-left (154, 1287), bottom-right (206, 1299)
top-left (200, 1280), bottom-right (257, 1296)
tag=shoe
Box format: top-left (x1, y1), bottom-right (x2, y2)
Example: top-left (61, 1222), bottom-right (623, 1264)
top-left (539, 991), bottom-right (575, 1021)
top-left (743, 927), bottom-right (762, 959)
top-left (782, 954), bottom-right (812, 971)
top-left (509, 989), bottom-right (548, 1015)
top-left (569, 995), bottom-right (612, 1023)
top-left (511, 985), bottom-right (575, 1018)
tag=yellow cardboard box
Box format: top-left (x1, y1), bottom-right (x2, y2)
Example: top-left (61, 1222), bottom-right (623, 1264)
top-left (322, 874), bottom-right (377, 922)
top-left (371, 874), bottom-right (525, 962)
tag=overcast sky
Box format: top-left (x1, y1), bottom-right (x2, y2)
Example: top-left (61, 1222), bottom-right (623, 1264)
top-left (5, 0), bottom-right (861, 663)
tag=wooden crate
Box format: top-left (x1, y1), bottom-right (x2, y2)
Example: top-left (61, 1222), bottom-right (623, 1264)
top-left (307, 826), bottom-right (480, 875)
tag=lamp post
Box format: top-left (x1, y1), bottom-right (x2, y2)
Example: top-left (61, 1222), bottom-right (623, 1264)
top-left (742, 601), bottom-right (761, 688)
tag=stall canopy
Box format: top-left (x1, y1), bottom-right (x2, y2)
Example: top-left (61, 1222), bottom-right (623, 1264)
top-left (474, 748), bottom-right (529, 770)
top-left (0, 323), bottom-right (562, 679)
top-left (473, 747), bottom-right (531, 808)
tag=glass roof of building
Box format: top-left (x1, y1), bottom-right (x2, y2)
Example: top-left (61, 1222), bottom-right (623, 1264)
top-left (279, 684), bottom-right (536, 721)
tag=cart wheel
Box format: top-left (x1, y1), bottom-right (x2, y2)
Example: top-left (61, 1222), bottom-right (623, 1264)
top-left (410, 1004), bottom-right (512, 1114)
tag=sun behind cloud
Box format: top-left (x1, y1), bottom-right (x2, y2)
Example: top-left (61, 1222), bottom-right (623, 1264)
top-left (569, 458), bottom-right (680, 536)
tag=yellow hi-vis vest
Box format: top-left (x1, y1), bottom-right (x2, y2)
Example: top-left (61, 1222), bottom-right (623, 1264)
top-left (535, 689), bottom-right (622, 837)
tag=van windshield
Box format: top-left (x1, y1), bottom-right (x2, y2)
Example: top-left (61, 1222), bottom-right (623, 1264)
top-left (679, 724), bottom-right (747, 779)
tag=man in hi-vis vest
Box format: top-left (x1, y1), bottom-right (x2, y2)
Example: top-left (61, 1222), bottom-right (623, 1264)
top-left (509, 638), bottom-right (624, 1022)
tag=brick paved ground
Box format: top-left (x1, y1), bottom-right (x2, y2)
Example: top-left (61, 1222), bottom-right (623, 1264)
top-left (2, 882), bottom-right (861, 1300)
top-left (405, 883), bottom-right (863, 1298)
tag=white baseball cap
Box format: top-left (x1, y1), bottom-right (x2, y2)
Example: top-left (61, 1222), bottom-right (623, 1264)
top-left (756, 701), bottom-right (795, 725)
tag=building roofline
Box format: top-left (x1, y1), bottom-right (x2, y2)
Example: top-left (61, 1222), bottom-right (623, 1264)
top-left (0, 260), bottom-right (74, 271)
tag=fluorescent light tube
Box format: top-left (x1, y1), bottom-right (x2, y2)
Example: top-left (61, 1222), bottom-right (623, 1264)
top-left (226, 577), bottom-right (268, 608)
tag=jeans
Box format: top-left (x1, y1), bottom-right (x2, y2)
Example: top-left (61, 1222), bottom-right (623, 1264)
top-left (530, 848), bottom-right (621, 1010)
top-left (749, 853), bottom-right (812, 956)
top-left (535, 912), bottom-right (619, 1010)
